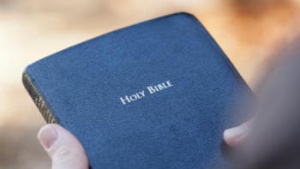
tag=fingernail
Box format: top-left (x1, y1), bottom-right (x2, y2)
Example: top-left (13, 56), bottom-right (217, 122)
top-left (38, 125), bottom-right (58, 150)
top-left (224, 126), bottom-right (245, 146)
top-left (224, 126), bottom-right (243, 139)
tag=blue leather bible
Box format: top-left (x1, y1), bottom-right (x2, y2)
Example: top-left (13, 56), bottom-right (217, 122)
top-left (23, 13), bottom-right (252, 169)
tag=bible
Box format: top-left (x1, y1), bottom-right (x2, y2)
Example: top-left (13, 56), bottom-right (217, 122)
top-left (23, 13), bottom-right (252, 169)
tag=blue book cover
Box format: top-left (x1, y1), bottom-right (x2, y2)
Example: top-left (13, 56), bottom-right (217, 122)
top-left (23, 13), bottom-right (252, 169)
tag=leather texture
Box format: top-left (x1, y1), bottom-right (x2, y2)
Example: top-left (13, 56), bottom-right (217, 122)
top-left (24, 13), bottom-right (252, 169)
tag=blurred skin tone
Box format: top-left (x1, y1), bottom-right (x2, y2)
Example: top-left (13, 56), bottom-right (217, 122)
top-left (38, 123), bottom-right (245, 169)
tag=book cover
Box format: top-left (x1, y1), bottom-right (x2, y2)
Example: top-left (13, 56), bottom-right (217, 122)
top-left (23, 13), bottom-right (252, 169)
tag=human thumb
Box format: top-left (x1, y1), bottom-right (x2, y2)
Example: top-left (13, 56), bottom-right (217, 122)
top-left (38, 124), bottom-right (89, 169)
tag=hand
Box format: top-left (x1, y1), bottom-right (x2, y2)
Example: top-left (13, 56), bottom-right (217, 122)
top-left (37, 122), bottom-right (248, 169)
top-left (223, 121), bottom-right (251, 147)
top-left (38, 124), bottom-right (89, 169)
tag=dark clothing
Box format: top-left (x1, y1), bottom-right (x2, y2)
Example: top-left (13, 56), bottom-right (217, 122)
top-left (237, 39), bottom-right (300, 169)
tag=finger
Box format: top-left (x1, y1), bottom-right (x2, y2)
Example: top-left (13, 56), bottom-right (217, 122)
top-left (38, 124), bottom-right (89, 169)
top-left (224, 121), bottom-right (251, 147)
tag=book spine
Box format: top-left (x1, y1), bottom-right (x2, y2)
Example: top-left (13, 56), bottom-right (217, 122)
top-left (22, 72), bottom-right (57, 124)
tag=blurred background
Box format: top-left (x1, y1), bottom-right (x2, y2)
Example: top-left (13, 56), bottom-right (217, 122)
top-left (0, 0), bottom-right (300, 168)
